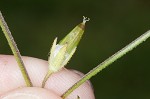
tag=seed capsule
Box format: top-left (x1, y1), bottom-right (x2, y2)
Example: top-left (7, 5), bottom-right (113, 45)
top-left (48, 16), bottom-right (90, 72)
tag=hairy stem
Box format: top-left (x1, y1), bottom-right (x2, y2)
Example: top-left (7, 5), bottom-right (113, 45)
top-left (0, 11), bottom-right (33, 87)
top-left (62, 30), bottom-right (150, 98)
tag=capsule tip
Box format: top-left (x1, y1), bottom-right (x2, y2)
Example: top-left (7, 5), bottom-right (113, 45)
top-left (79, 16), bottom-right (90, 29)
top-left (83, 16), bottom-right (90, 24)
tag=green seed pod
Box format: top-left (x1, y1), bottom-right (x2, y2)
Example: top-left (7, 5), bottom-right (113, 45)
top-left (48, 16), bottom-right (90, 72)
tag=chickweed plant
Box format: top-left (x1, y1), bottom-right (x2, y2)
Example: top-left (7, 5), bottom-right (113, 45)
top-left (0, 11), bottom-right (150, 99)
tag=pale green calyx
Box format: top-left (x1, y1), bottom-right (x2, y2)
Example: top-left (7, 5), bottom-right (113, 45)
top-left (48, 16), bottom-right (89, 72)
top-left (48, 37), bottom-right (77, 72)
top-left (48, 38), bottom-right (66, 72)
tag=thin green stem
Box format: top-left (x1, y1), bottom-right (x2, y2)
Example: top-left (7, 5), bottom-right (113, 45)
top-left (42, 71), bottom-right (53, 87)
top-left (61, 30), bottom-right (150, 98)
top-left (0, 11), bottom-right (33, 87)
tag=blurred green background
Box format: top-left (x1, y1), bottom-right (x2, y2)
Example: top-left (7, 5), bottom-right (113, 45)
top-left (0, 0), bottom-right (150, 98)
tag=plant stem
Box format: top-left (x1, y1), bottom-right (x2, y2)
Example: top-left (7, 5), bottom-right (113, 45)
top-left (61, 30), bottom-right (150, 98)
top-left (42, 71), bottom-right (53, 87)
top-left (0, 11), bottom-right (33, 87)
